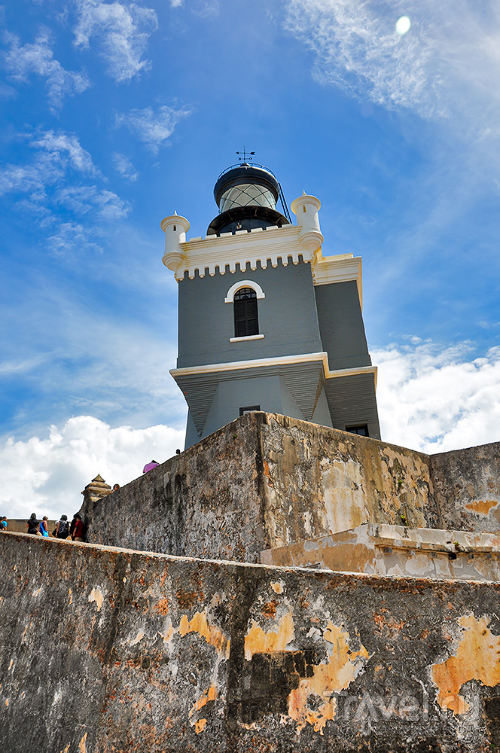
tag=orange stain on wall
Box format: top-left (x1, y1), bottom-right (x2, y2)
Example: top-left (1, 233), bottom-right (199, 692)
top-left (179, 610), bottom-right (230, 659)
top-left (432, 614), bottom-right (500, 714)
top-left (288, 622), bottom-right (369, 734)
top-left (244, 611), bottom-right (295, 661)
top-left (465, 499), bottom-right (498, 516)
top-left (190, 684), bottom-right (217, 716)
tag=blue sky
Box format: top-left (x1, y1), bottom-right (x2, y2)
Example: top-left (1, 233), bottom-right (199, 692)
top-left (1, 0), bottom-right (500, 519)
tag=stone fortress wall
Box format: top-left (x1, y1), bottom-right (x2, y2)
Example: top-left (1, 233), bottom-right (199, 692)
top-left (80, 412), bottom-right (500, 564)
top-left (2, 412), bottom-right (500, 752)
top-left (2, 529), bottom-right (500, 753)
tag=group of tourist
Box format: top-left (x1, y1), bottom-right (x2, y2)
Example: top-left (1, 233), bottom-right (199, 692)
top-left (25, 512), bottom-right (86, 541)
top-left (1, 458), bottom-right (173, 540)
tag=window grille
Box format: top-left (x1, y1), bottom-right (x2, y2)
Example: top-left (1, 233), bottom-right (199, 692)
top-left (234, 287), bottom-right (259, 337)
top-left (346, 424), bottom-right (369, 437)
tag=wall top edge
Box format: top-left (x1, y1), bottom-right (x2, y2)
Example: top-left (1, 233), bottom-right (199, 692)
top-left (6, 529), bottom-right (486, 586)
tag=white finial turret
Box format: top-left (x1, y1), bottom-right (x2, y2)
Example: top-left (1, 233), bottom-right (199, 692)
top-left (290, 194), bottom-right (323, 256)
top-left (161, 214), bottom-right (190, 272)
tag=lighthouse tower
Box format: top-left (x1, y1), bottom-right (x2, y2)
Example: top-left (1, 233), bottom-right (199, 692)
top-left (162, 161), bottom-right (380, 448)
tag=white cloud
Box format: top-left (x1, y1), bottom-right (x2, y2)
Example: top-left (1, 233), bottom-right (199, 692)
top-left (74, 0), bottom-right (157, 82)
top-left (116, 104), bottom-right (191, 152)
top-left (45, 220), bottom-right (104, 255)
top-left (0, 130), bottom-right (97, 200)
top-left (0, 160), bottom-right (60, 198)
top-left (0, 275), bottom-right (183, 432)
top-left (32, 130), bottom-right (97, 174)
top-left (0, 131), bottom-right (129, 241)
top-left (0, 417), bottom-right (184, 521)
top-left (170, 0), bottom-right (184, 6)
top-left (285, 0), bottom-right (500, 131)
top-left (112, 152), bottom-right (138, 181)
top-left (374, 340), bottom-right (500, 454)
top-left (4, 30), bottom-right (90, 108)
top-left (56, 185), bottom-right (131, 219)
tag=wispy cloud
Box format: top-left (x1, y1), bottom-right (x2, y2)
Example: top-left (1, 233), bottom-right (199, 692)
top-left (374, 340), bottom-right (500, 453)
top-left (0, 130), bottom-right (97, 199)
top-left (0, 417), bottom-right (184, 520)
top-left (112, 152), bottom-right (138, 181)
top-left (167, 0), bottom-right (219, 13)
top-left (285, 0), bottom-right (500, 133)
top-left (45, 220), bottom-right (104, 255)
top-left (0, 130), bottom-right (130, 255)
top-left (73, 0), bottom-right (157, 82)
top-left (4, 29), bottom-right (90, 108)
top-left (56, 185), bottom-right (131, 219)
top-left (116, 104), bottom-right (191, 152)
top-left (31, 130), bottom-right (97, 174)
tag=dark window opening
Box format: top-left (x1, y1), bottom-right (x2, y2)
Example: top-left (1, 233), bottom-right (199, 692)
top-left (346, 424), bottom-right (369, 437)
top-left (234, 287), bottom-right (259, 337)
top-left (240, 406), bottom-right (260, 416)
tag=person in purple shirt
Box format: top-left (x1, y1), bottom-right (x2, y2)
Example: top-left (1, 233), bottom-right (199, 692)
top-left (143, 460), bottom-right (159, 473)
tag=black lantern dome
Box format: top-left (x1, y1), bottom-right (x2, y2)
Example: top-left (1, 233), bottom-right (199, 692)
top-left (207, 163), bottom-right (290, 236)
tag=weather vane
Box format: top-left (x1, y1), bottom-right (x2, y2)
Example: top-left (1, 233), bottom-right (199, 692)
top-left (236, 147), bottom-right (255, 162)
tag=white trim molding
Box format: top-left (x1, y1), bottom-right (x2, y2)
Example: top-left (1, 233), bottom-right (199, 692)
top-left (171, 352), bottom-right (377, 391)
top-left (224, 280), bottom-right (265, 303)
top-left (230, 334), bottom-right (265, 343)
top-left (324, 364), bottom-right (378, 390)
top-left (171, 352), bottom-right (329, 377)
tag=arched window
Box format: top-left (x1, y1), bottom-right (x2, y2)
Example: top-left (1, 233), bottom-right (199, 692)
top-left (234, 287), bottom-right (259, 338)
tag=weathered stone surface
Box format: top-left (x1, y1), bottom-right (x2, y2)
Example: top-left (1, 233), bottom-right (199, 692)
top-left (259, 413), bottom-right (438, 541)
top-left (262, 523), bottom-right (500, 581)
top-left (80, 412), bottom-right (266, 562)
top-left (2, 531), bottom-right (500, 752)
top-left (430, 443), bottom-right (500, 533)
top-left (80, 413), bottom-right (442, 561)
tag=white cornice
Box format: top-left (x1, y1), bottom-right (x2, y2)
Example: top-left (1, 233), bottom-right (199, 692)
top-left (171, 352), bottom-right (377, 390)
top-left (173, 225), bottom-right (308, 281)
top-left (324, 364), bottom-right (377, 389)
top-left (229, 334), bottom-right (265, 343)
top-left (312, 252), bottom-right (363, 307)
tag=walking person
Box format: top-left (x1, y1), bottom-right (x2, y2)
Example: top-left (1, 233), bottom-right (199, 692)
top-left (55, 515), bottom-right (70, 539)
top-left (39, 516), bottom-right (49, 537)
top-left (27, 513), bottom-right (40, 535)
top-left (69, 514), bottom-right (78, 539)
top-left (72, 514), bottom-right (85, 543)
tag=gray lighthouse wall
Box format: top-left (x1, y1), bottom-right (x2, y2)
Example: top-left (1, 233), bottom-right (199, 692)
top-left (325, 372), bottom-right (381, 439)
top-left (177, 259), bottom-right (323, 369)
top-left (314, 280), bottom-right (372, 371)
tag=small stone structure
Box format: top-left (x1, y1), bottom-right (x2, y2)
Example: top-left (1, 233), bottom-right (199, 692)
top-left (262, 523), bottom-right (500, 581)
top-left (81, 474), bottom-right (112, 504)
